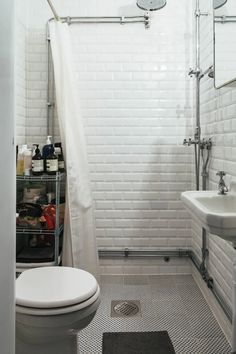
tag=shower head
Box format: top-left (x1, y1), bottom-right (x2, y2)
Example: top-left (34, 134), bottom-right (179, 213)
top-left (214, 0), bottom-right (227, 9)
top-left (136, 0), bottom-right (167, 11)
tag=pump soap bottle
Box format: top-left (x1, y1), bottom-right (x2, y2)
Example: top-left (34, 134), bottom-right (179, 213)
top-left (42, 136), bottom-right (53, 159)
top-left (32, 144), bottom-right (44, 175)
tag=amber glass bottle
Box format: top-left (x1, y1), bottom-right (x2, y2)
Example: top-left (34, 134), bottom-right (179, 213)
top-left (54, 142), bottom-right (65, 172)
top-left (32, 144), bottom-right (44, 176)
top-left (45, 146), bottom-right (58, 175)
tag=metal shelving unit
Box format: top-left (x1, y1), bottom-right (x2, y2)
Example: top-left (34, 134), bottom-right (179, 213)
top-left (16, 172), bottom-right (65, 272)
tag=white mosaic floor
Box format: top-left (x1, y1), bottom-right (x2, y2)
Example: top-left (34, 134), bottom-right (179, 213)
top-left (78, 274), bottom-right (231, 354)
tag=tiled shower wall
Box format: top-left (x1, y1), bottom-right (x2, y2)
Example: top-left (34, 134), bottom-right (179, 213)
top-left (15, 0), bottom-right (28, 145)
top-left (16, 0), bottom-right (195, 273)
top-left (192, 0), bottom-right (236, 318)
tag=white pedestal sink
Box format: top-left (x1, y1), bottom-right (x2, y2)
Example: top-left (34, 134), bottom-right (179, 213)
top-left (181, 181), bottom-right (236, 353)
top-left (181, 189), bottom-right (236, 245)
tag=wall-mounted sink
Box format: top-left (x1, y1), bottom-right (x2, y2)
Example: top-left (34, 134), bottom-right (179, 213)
top-left (181, 182), bottom-right (236, 243)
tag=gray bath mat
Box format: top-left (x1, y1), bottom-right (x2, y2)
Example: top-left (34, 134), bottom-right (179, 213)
top-left (103, 331), bottom-right (176, 354)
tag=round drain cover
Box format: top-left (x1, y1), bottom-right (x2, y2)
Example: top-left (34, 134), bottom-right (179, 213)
top-left (113, 301), bottom-right (139, 317)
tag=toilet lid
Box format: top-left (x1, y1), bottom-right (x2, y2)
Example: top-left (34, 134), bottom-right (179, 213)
top-left (16, 267), bottom-right (98, 308)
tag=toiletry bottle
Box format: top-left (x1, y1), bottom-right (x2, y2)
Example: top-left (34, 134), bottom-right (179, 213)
top-left (16, 145), bottom-right (27, 176)
top-left (32, 144), bottom-right (44, 176)
top-left (24, 149), bottom-right (32, 176)
top-left (42, 135), bottom-right (53, 159)
top-left (16, 145), bottom-right (18, 166)
top-left (45, 146), bottom-right (58, 175)
top-left (42, 136), bottom-right (53, 171)
top-left (54, 142), bottom-right (65, 172)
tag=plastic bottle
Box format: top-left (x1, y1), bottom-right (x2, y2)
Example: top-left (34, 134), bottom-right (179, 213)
top-left (42, 136), bottom-right (53, 171)
top-left (24, 149), bottom-right (32, 176)
top-left (45, 146), bottom-right (58, 175)
top-left (54, 142), bottom-right (65, 172)
top-left (32, 144), bottom-right (44, 176)
top-left (16, 145), bottom-right (27, 176)
top-left (42, 136), bottom-right (53, 159)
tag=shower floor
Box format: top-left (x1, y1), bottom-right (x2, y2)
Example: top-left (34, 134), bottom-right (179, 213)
top-left (78, 274), bottom-right (231, 354)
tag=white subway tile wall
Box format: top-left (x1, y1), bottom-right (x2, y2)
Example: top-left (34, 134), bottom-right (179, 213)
top-left (15, 0), bottom-right (195, 274)
top-left (192, 0), bottom-right (236, 320)
top-left (26, 31), bottom-right (49, 144)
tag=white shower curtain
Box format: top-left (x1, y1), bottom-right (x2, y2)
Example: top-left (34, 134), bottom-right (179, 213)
top-left (49, 21), bottom-right (99, 279)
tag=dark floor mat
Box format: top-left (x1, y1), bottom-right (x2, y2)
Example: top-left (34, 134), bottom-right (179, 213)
top-left (103, 331), bottom-right (176, 354)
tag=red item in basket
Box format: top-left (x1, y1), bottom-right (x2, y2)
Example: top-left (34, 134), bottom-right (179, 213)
top-left (42, 205), bottom-right (56, 230)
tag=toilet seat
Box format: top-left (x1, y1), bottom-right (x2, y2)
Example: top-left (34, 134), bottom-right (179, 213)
top-left (16, 267), bottom-right (99, 313)
top-left (16, 285), bottom-right (100, 316)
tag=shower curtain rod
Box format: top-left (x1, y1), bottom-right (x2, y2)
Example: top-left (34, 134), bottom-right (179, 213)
top-left (48, 14), bottom-right (150, 29)
top-left (215, 15), bottom-right (236, 23)
top-left (46, 0), bottom-right (150, 27)
top-left (46, 0), bottom-right (60, 21)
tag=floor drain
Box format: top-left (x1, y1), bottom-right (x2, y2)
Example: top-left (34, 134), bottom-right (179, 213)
top-left (111, 300), bottom-right (141, 317)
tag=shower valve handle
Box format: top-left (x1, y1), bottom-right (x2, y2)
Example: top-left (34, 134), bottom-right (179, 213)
top-left (216, 171), bottom-right (226, 178)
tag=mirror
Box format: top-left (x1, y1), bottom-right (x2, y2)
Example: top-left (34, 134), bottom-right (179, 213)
top-left (214, 0), bottom-right (236, 88)
top-left (214, 0), bottom-right (227, 10)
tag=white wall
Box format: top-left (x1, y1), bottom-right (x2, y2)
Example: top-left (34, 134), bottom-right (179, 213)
top-left (19, 0), bottom-right (195, 274)
top-left (15, 0), bottom-right (28, 144)
top-left (0, 0), bottom-right (15, 352)
top-left (190, 0), bottom-right (236, 339)
top-left (201, 0), bottom-right (236, 309)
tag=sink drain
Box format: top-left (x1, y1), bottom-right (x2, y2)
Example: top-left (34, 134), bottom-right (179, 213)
top-left (111, 300), bottom-right (141, 317)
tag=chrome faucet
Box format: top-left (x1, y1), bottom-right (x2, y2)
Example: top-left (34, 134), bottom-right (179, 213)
top-left (216, 171), bottom-right (228, 195)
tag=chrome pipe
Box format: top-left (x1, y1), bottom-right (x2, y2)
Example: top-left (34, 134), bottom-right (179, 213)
top-left (48, 14), bottom-right (150, 29)
top-left (98, 248), bottom-right (191, 259)
top-left (46, 0), bottom-right (60, 21)
top-left (46, 36), bottom-right (55, 139)
top-left (196, 82), bottom-right (201, 191)
top-left (195, 0), bottom-right (201, 76)
top-left (62, 16), bottom-right (148, 20)
top-left (46, 32), bottom-right (50, 136)
top-left (186, 1), bottom-right (209, 190)
top-left (190, 251), bottom-right (232, 322)
top-left (192, 0), bottom-right (201, 191)
top-left (215, 15), bottom-right (236, 23)
top-left (195, 0), bottom-right (202, 191)
top-left (194, 143), bottom-right (199, 190)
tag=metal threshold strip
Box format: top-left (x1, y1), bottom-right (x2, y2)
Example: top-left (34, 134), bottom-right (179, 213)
top-left (98, 248), bottom-right (232, 323)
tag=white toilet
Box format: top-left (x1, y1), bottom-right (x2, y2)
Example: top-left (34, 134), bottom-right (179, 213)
top-left (15, 266), bottom-right (100, 354)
